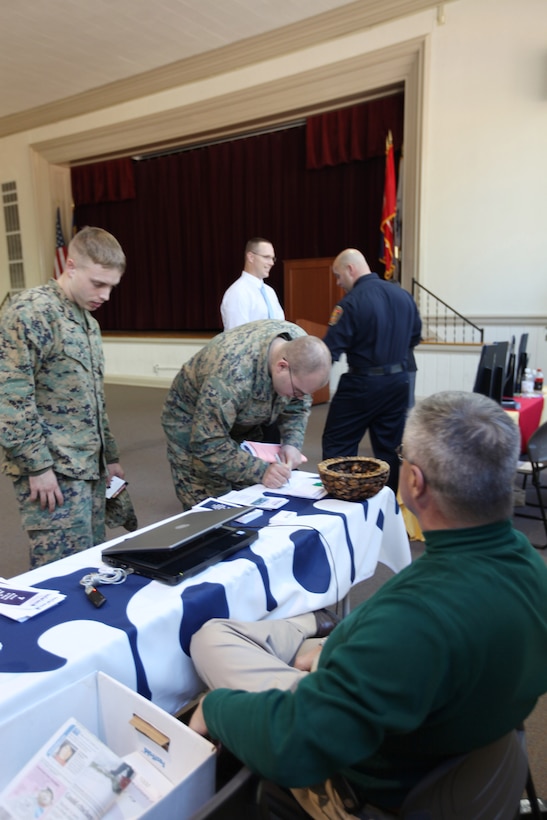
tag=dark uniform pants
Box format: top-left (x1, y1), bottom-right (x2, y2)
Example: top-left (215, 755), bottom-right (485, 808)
top-left (322, 371), bottom-right (409, 492)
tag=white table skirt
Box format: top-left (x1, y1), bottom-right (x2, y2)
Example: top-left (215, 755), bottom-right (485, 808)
top-left (0, 481), bottom-right (410, 725)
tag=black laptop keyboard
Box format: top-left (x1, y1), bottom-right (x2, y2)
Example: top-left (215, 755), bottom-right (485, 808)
top-left (103, 525), bottom-right (258, 584)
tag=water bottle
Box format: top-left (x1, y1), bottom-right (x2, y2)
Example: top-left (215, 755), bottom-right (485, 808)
top-left (522, 368), bottom-right (534, 394)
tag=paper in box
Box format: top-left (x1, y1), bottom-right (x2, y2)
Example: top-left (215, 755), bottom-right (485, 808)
top-left (0, 671), bottom-right (216, 819)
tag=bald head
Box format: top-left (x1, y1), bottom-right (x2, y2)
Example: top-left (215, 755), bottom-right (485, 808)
top-left (283, 335), bottom-right (331, 382)
top-left (332, 248), bottom-right (371, 292)
top-left (270, 335), bottom-right (332, 398)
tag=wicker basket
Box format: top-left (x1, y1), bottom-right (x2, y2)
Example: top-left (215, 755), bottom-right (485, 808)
top-left (317, 456), bottom-right (390, 501)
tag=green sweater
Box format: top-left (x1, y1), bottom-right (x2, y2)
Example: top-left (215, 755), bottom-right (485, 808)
top-left (202, 521), bottom-right (547, 809)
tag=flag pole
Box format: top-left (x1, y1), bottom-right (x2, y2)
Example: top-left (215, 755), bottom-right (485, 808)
top-left (53, 207), bottom-right (68, 280)
top-left (380, 130), bottom-right (396, 280)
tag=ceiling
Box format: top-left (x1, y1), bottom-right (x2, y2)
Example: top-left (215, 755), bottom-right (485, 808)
top-left (0, 0), bottom-right (358, 120)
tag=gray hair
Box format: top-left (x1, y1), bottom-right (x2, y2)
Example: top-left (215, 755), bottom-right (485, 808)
top-left (69, 226), bottom-right (126, 273)
top-left (403, 391), bottom-right (520, 523)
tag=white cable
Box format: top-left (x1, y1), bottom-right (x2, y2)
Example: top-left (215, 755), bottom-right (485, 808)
top-left (79, 567), bottom-right (131, 590)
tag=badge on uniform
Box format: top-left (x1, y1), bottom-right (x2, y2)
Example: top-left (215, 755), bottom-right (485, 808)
top-left (328, 306), bottom-right (344, 326)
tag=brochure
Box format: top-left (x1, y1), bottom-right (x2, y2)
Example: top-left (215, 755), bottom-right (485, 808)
top-left (0, 718), bottom-right (137, 819)
top-left (219, 489), bottom-right (290, 509)
top-left (191, 496), bottom-right (263, 523)
top-left (0, 580), bottom-right (66, 623)
top-left (191, 496), bottom-right (245, 511)
top-left (105, 476), bottom-right (128, 500)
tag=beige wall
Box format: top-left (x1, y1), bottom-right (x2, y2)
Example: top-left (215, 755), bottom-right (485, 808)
top-left (1, 0), bottom-right (546, 382)
top-left (422, 0), bottom-right (547, 318)
top-left (101, 318), bottom-right (547, 397)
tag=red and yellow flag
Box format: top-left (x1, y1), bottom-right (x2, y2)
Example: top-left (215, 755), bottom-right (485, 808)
top-left (380, 130), bottom-right (396, 280)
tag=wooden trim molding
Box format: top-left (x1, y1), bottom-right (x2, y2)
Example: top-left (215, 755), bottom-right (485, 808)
top-left (0, 0), bottom-right (455, 138)
top-left (30, 34), bottom-right (429, 290)
top-left (32, 38), bottom-right (425, 165)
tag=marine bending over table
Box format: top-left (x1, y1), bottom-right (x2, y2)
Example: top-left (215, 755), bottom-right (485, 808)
top-left (161, 319), bottom-right (331, 509)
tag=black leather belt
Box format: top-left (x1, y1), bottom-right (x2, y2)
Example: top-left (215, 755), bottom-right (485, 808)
top-left (348, 363), bottom-right (404, 376)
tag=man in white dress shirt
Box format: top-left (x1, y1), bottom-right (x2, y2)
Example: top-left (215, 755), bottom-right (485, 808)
top-left (220, 237), bottom-right (285, 330)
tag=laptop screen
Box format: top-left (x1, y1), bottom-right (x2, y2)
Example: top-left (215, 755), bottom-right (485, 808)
top-left (101, 506), bottom-right (258, 585)
top-left (102, 506), bottom-right (254, 556)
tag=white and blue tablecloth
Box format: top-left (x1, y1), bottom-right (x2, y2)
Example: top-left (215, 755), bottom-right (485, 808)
top-left (0, 482), bottom-right (410, 724)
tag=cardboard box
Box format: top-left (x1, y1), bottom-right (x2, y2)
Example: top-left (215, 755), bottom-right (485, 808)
top-left (0, 671), bottom-right (216, 819)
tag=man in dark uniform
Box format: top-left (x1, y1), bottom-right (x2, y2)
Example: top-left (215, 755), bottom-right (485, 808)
top-left (322, 248), bottom-right (421, 492)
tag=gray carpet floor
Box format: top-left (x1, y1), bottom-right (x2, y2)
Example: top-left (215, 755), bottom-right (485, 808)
top-left (1, 384), bottom-right (546, 800)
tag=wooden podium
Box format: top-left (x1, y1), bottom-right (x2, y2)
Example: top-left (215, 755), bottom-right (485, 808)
top-left (283, 257), bottom-right (342, 327)
top-left (283, 257), bottom-right (344, 405)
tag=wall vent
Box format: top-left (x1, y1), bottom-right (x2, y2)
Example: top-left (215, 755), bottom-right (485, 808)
top-left (2, 181), bottom-right (25, 291)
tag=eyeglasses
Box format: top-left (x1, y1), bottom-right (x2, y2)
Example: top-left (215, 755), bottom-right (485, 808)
top-left (252, 252), bottom-right (276, 264)
top-left (284, 359), bottom-right (306, 399)
top-left (396, 444), bottom-right (429, 484)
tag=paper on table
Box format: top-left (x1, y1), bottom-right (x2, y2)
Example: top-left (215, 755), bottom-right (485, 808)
top-left (191, 496), bottom-right (264, 522)
top-left (191, 496), bottom-right (245, 511)
top-left (219, 490), bottom-right (289, 510)
top-left (266, 472), bottom-right (326, 500)
top-left (240, 441), bottom-right (308, 463)
top-left (0, 579), bottom-right (66, 623)
top-left (221, 471), bottom-right (327, 502)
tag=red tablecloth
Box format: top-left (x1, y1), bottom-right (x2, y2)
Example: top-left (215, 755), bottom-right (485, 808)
top-left (507, 395), bottom-right (545, 453)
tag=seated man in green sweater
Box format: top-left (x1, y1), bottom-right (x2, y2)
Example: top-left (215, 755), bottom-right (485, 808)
top-left (188, 390), bottom-right (547, 816)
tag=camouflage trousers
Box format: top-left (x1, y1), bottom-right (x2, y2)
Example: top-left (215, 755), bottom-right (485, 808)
top-left (161, 399), bottom-right (239, 512)
top-left (165, 446), bottom-right (232, 510)
top-left (13, 474), bottom-right (107, 569)
top-left (162, 393), bottom-right (246, 510)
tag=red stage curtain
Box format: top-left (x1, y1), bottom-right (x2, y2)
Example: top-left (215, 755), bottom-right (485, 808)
top-left (306, 94), bottom-right (404, 169)
top-left (72, 158), bottom-right (136, 205)
top-left (73, 95), bottom-right (404, 332)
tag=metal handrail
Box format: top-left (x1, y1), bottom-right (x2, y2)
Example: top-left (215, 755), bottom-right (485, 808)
top-left (412, 278), bottom-right (483, 344)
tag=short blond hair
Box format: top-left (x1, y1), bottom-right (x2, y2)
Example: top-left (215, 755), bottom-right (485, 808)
top-left (69, 226), bottom-right (126, 273)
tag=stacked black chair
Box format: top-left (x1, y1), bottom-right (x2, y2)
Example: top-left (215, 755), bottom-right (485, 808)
top-left (515, 421), bottom-right (547, 549)
top-left (188, 727), bottom-right (545, 819)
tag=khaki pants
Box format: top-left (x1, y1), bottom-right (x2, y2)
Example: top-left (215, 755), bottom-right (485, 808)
top-left (191, 616), bottom-right (397, 819)
top-left (190, 613), bottom-right (321, 692)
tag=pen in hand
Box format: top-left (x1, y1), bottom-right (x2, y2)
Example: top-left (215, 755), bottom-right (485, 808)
top-left (275, 453), bottom-right (291, 487)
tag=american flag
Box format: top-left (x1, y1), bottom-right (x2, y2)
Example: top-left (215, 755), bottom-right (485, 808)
top-left (53, 207), bottom-right (68, 279)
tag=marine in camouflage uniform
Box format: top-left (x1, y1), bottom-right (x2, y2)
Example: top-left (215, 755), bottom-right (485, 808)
top-left (0, 227), bottom-right (125, 568)
top-left (161, 320), bottom-right (329, 509)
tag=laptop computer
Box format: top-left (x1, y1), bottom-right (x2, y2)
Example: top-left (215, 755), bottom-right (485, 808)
top-left (102, 506), bottom-right (258, 585)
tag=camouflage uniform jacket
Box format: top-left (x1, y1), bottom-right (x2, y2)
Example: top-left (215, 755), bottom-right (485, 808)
top-left (162, 320), bottom-right (312, 489)
top-left (0, 280), bottom-right (119, 479)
